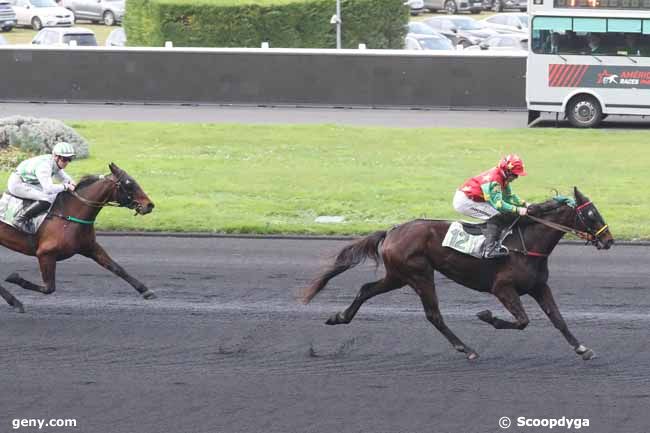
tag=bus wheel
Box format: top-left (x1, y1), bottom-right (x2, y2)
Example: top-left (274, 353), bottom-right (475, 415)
top-left (567, 95), bottom-right (602, 128)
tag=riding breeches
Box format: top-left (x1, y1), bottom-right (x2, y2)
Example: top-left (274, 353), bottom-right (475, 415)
top-left (452, 190), bottom-right (499, 221)
top-left (7, 173), bottom-right (57, 203)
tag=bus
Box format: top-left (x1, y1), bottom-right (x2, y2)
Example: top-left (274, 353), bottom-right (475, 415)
top-left (526, 0), bottom-right (650, 127)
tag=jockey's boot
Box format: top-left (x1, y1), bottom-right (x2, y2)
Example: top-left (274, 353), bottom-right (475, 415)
top-left (15, 200), bottom-right (50, 226)
top-left (482, 215), bottom-right (509, 259)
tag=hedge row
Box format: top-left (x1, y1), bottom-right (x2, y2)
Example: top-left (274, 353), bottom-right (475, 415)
top-left (124, 0), bottom-right (409, 49)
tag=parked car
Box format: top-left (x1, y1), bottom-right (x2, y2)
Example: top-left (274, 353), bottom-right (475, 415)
top-left (0, 0), bottom-right (17, 31)
top-left (31, 25), bottom-right (96, 45)
top-left (423, 16), bottom-right (497, 47)
top-left (105, 26), bottom-right (124, 46)
top-left (424, 0), bottom-right (483, 15)
top-left (405, 32), bottom-right (454, 50)
top-left (481, 12), bottom-right (528, 34)
top-left (465, 33), bottom-right (528, 51)
top-left (62, 0), bottom-right (123, 26)
top-left (490, 0), bottom-right (527, 12)
top-left (407, 21), bottom-right (458, 45)
top-left (10, 0), bottom-right (73, 30)
top-left (404, 0), bottom-right (425, 15)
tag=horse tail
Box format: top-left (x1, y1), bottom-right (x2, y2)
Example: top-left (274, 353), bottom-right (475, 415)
top-left (301, 230), bottom-right (387, 304)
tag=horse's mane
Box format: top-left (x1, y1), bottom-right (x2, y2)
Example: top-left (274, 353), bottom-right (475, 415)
top-left (76, 175), bottom-right (104, 190)
top-left (530, 194), bottom-right (576, 215)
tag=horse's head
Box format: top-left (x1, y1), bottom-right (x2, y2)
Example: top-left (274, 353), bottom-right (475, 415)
top-left (108, 163), bottom-right (155, 215)
top-left (573, 187), bottom-right (614, 250)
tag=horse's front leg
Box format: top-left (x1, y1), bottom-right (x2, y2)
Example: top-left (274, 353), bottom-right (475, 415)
top-left (5, 253), bottom-right (57, 295)
top-left (531, 284), bottom-right (594, 360)
top-left (82, 243), bottom-right (156, 300)
top-left (477, 283), bottom-right (530, 330)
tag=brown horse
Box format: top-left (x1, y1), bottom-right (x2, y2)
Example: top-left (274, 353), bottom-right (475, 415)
top-left (0, 163), bottom-right (155, 313)
top-left (302, 188), bottom-right (614, 361)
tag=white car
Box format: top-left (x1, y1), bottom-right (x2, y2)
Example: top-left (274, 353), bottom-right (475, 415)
top-left (404, 0), bottom-right (425, 15)
top-left (105, 26), bottom-right (125, 46)
top-left (405, 32), bottom-right (454, 50)
top-left (10, 0), bottom-right (73, 30)
top-left (465, 33), bottom-right (528, 51)
top-left (31, 26), bottom-right (96, 45)
top-left (481, 13), bottom-right (528, 34)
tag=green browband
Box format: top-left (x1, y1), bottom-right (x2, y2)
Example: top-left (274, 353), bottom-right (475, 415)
top-left (65, 216), bottom-right (95, 225)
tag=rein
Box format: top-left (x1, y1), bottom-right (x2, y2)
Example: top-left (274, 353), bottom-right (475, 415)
top-left (527, 215), bottom-right (595, 241)
top-left (510, 204), bottom-right (605, 257)
top-left (53, 177), bottom-right (122, 225)
top-left (70, 190), bottom-right (121, 208)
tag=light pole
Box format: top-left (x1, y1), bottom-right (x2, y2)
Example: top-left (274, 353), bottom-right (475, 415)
top-left (330, 0), bottom-right (342, 49)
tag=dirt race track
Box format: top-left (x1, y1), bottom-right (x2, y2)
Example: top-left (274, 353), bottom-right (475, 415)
top-left (1, 236), bottom-right (649, 433)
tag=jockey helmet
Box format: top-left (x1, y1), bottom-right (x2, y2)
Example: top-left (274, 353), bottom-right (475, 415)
top-left (52, 142), bottom-right (76, 158)
top-left (499, 154), bottom-right (527, 176)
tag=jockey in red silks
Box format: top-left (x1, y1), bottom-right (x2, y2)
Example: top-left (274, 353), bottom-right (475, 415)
top-left (453, 154), bottom-right (529, 259)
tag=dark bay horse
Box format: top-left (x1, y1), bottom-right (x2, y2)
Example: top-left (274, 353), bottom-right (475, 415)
top-left (0, 163), bottom-right (155, 313)
top-left (302, 188), bottom-right (614, 361)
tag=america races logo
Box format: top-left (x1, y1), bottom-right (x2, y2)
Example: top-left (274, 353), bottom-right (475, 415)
top-left (550, 64), bottom-right (650, 88)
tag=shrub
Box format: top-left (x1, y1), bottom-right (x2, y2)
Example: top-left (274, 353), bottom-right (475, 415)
top-left (0, 116), bottom-right (90, 158)
top-left (125, 0), bottom-right (408, 49)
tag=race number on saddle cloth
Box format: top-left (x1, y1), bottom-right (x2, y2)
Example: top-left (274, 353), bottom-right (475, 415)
top-left (451, 154), bottom-right (529, 259)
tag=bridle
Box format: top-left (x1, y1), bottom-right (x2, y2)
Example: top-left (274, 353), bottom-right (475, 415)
top-left (526, 201), bottom-right (609, 245)
top-left (510, 201), bottom-right (609, 257)
top-left (69, 175), bottom-right (140, 211)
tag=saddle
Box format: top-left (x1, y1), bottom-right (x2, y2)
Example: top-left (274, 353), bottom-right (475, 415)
top-left (0, 192), bottom-right (49, 234)
top-left (459, 221), bottom-right (487, 236)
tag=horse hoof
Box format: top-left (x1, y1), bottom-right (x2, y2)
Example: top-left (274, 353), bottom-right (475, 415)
top-left (477, 310), bottom-right (493, 322)
top-left (142, 290), bottom-right (157, 300)
top-left (467, 352), bottom-right (480, 360)
top-left (581, 349), bottom-right (595, 360)
top-left (6, 273), bottom-right (20, 284)
top-left (325, 313), bottom-right (345, 325)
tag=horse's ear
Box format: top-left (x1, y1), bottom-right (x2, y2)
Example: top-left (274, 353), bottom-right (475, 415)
top-left (574, 187), bottom-right (588, 204)
top-left (109, 162), bottom-right (120, 175)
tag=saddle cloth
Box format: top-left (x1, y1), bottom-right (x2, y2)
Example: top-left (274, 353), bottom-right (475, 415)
top-left (0, 193), bottom-right (49, 234)
top-left (442, 222), bottom-right (486, 258)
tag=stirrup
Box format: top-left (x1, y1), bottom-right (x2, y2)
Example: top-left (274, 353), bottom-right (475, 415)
top-left (483, 244), bottom-right (509, 259)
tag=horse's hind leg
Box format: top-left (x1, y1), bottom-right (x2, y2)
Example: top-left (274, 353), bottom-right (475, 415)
top-left (0, 285), bottom-right (24, 313)
top-left (412, 278), bottom-right (479, 360)
top-left (531, 284), bottom-right (594, 360)
top-left (477, 283), bottom-right (529, 330)
top-left (82, 243), bottom-right (156, 300)
top-left (326, 276), bottom-right (403, 325)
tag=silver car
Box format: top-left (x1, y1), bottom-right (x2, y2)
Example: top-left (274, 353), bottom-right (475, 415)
top-left (481, 13), bottom-right (528, 34)
top-left (424, 0), bottom-right (483, 14)
top-left (0, 0), bottom-right (17, 31)
top-left (63, 0), bottom-right (123, 25)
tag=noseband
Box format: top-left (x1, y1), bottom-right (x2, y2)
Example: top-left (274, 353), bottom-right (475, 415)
top-left (575, 201), bottom-right (609, 245)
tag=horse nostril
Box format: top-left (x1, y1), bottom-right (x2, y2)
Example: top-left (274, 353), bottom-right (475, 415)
top-left (147, 203), bottom-right (155, 211)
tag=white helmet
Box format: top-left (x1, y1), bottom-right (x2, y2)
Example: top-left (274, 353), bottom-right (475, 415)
top-left (52, 142), bottom-right (76, 158)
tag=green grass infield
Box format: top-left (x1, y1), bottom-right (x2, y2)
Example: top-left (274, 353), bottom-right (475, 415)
top-left (0, 121), bottom-right (646, 239)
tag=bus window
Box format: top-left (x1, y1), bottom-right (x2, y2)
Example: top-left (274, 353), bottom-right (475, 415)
top-left (533, 16), bottom-right (650, 55)
top-left (573, 18), bottom-right (606, 33)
